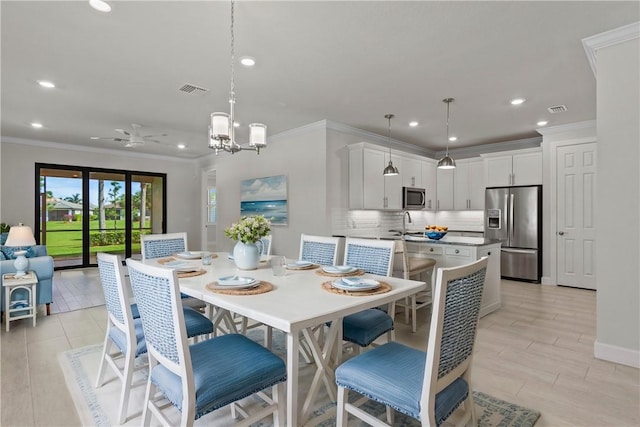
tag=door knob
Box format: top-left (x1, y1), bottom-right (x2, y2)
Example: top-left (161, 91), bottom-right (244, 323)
top-left (558, 231), bottom-right (565, 235)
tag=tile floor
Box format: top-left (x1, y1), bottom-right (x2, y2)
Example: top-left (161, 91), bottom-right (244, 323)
top-left (1, 270), bottom-right (638, 426)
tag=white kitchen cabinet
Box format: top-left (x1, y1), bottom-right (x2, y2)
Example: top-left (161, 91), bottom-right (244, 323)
top-left (421, 160), bottom-right (437, 210)
top-left (401, 156), bottom-right (423, 188)
top-left (404, 240), bottom-right (501, 318)
top-left (484, 149), bottom-right (542, 187)
top-left (348, 143), bottom-right (402, 210)
top-left (453, 158), bottom-right (485, 210)
top-left (436, 168), bottom-right (454, 210)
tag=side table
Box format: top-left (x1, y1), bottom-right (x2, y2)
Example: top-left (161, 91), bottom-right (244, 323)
top-left (3, 271), bottom-right (38, 332)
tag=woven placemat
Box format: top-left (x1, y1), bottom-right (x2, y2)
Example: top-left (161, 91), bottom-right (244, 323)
top-left (315, 268), bottom-right (365, 278)
top-left (157, 257), bottom-right (176, 265)
top-left (177, 269), bottom-right (207, 278)
top-left (286, 263), bottom-right (320, 271)
top-left (205, 281), bottom-right (273, 295)
top-left (321, 281), bottom-right (392, 296)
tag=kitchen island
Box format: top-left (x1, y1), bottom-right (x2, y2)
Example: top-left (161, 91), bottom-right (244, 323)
top-left (403, 235), bottom-right (501, 317)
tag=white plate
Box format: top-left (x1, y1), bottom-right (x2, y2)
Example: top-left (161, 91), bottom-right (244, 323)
top-left (287, 261), bottom-right (314, 268)
top-left (322, 265), bottom-right (357, 274)
top-left (163, 261), bottom-right (197, 272)
top-left (332, 278), bottom-right (380, 291)
top-left (216, 276), bottom-right (258, 288)
top-left (175, 251), bottom-right (203, 259)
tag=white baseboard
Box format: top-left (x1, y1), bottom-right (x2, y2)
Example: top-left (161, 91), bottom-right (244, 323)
top-left (480, 301), bottom-right (501, 319)
top-left (541, 276), bottom-right (555, 285)
top-left (594, 340), bottom-right (640, 368)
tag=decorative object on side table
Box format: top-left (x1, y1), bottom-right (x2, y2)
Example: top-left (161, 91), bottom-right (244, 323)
top-left (224, 215), bottom-right (271, 270)
top-left (4, 223), bottom-right (37, 277)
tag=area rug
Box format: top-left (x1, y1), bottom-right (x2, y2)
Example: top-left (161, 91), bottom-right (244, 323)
top-left (59, 331), bottom-right (540, 426)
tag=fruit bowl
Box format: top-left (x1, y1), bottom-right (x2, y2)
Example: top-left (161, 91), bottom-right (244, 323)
top-left (425, 231), bottom-right (447, 240)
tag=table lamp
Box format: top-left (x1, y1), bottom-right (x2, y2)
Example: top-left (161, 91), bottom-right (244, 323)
top-left (4, 224), bottom-right (36, 277)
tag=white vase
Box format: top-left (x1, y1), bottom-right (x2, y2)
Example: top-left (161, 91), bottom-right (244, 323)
top-left (233, 241), bottom-right (260, 270)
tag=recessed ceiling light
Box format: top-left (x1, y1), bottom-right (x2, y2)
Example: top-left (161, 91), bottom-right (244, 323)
top-left (90, 136), bottom-right (99, 140)
top-left (240, 57), bottom-right (256, 67)
top-left (537, 120), bottom-right (548, 126)
top-left (38, 80), bottom-right (55, 88)
top-left (510, 98), bottom-right (526, 105)
top-left (31, 122), bottom-right (43, 128)
top-left (89, 0), bottom-right (111, 12)
top-left (409, 121), bottom-right (419, 127)
top-left (448, 136), bottom-right (457, 142)
top-left (177, 143), bottom-right (186, 149)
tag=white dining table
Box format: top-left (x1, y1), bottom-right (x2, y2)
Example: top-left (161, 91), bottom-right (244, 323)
top-left (145, 252), bottom-right (425, 427)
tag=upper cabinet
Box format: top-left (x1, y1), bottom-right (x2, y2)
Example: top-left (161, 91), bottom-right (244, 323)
top-left (348, 143), bottom-right (402, 210)
top-left (436, 168), bottom-right (454, 210)
top-left (401, 156), bottom-right (423, 188)
top-left (421, 159), bottom-right (437, 210)
top-left (453, 158), bottom-right (485, 210)
top-left (483, 149), bottom-right (542, 187)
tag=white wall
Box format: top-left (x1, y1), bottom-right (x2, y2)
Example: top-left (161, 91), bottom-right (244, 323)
top-left (595, 37), bottom-right (640, 367)
top-left (199, 122), bottom-right (330, 258)
top-left (0, 140), bottom-right (201, 246)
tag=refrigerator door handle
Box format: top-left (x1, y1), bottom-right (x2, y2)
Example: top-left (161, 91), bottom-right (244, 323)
top-left (501, 248), bottom-right (538, 255)
top-left (509, 193), bottom-right (515, 241)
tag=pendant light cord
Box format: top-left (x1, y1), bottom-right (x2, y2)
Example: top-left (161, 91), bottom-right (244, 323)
top-left (444, 98), bottom-right (452, 156)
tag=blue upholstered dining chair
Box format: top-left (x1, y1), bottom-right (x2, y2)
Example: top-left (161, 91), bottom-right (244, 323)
top-left (299, 233), bottom-right (342, 266)
top-left (335, 257), bottom-right (489, 427)
top-left (95, 252), bottom-right (146, 425)
top-left (95, 253), bottom-right (215, 424)
top-left (125, 258), bottom-right (287, 427)
top-left (341, 237), bottom-right (397, 354)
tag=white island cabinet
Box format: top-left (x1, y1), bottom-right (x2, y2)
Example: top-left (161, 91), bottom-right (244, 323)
top-left (405, 236), bottom-right (501, 318)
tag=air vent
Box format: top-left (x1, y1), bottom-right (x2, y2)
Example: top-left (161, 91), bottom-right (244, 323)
top-left (547, 105), bottom-right (567, 114)
top-left (178, 83), bottom-right (209, 95)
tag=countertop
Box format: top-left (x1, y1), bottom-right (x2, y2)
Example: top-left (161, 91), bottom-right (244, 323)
top-left (333, 233), bottom-right (500, 247)
top-left (403, 235), bottom-right (501, 247)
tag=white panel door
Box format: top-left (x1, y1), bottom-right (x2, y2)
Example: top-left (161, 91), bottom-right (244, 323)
top-left (557, 143), bottom-right (596, 289)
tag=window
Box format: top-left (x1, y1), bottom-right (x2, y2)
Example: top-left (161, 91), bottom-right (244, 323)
top-left (207, 187), bottom-right (217, 224)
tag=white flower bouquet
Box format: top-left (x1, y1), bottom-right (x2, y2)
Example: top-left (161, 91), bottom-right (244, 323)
top-left (224, 215), bottom-right (271, 244)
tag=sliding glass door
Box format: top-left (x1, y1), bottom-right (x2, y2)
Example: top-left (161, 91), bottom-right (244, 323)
top-left (36, 164), bottom-right (166, 269)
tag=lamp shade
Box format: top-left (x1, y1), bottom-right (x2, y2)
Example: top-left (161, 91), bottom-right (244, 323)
top-left (437, 155), bottom-right (456, 169)
top-left (210, 112), bottom-right (230, 139)
top-left (248, 123), bottom-right (267, 148)
top-left (383, 161), bottom-right (399, 176)
top-left (4, 225), bottom-right (36, 247)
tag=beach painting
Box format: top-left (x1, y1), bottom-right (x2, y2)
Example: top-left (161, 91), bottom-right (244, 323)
top-left (240, 175), bottom-right (288, 225)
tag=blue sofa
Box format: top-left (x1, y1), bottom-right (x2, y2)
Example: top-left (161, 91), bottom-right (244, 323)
top-left (1, 245), bottom-right (54, 315)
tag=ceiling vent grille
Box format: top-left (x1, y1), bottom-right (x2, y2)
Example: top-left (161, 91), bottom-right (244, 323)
top-left (178, 83), bottom-right (209, 95)
top-left (547, 105), bottom-right (568, 114)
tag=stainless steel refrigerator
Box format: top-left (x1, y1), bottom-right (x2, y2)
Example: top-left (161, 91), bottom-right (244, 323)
top-left (485, 185), bottom-right (542, 283)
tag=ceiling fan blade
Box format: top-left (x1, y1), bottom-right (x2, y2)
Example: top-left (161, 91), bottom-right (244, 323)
top-left (114, 129), bottom-right (130, 136)
top-left (142, 133), bottom-right (168, 138)
top-left (91, 137), bottom-right (120, 141)
top-left (147, 139), bottom-right (162, 144)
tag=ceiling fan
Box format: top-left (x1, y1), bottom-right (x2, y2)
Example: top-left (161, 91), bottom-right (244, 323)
top-left (90, 123), bottom-right (167, 148)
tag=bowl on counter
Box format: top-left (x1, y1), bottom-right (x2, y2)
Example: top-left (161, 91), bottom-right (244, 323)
top-left (425, 231), bottom-right (447, 240)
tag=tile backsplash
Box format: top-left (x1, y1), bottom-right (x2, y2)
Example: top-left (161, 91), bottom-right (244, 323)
top-left (332, 209), bottom-right (484, 236)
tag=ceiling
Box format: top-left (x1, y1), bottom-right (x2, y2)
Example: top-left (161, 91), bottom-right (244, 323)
top-left (2, 1), bottom-right (638, 160)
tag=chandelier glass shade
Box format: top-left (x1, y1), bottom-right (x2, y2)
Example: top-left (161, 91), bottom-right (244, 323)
top-left (209, 0), bottom-right (266, 155)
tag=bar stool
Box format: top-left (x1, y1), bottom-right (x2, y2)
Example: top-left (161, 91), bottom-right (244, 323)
top-left (393, 240), bottom-right (436, 333)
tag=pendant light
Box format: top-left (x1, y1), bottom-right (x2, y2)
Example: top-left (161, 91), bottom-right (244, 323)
top-left (382, 114), bottom-right (399, 176)
top-left (209, 0), bottom-right (267, 155)
top-left (437, 98), bottom-right (456, 169)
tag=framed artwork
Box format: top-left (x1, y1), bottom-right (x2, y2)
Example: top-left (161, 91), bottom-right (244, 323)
top-left (240, 175), bottom-right (288, 225)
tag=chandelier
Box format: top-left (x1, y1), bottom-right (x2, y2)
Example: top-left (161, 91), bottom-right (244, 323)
top-left (437, 98), bottom-right (456, 169)
top-left (209, 0), bottom-right (266, 155)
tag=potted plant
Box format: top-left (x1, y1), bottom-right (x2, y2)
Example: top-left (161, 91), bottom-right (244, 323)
top-left (224, 215), bottom-right (271, 270)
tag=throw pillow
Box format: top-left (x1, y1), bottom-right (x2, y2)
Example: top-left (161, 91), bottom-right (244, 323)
top-left (0, 250), bottom-right (5, 261)
top-left (0, 246), bottom-right (36, 259)
top-left (0, 232), bottom-right (7, 245)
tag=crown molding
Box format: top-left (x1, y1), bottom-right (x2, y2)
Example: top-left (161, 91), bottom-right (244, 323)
top-left (536, 120), bottom-right (596, 136)
top-left (582, 22), bottom-right (640, 77)
top-left (436, 136), bottom-right (542, 160)
top-left (1, 136), bottom-right (198, 163)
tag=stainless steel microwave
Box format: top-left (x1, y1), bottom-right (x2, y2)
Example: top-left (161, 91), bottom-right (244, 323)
top-left (403, 187), bottom-right (426, 210)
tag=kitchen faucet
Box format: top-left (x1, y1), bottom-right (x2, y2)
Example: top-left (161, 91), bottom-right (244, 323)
top-left (402, 211), bottom-right (412, 235)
